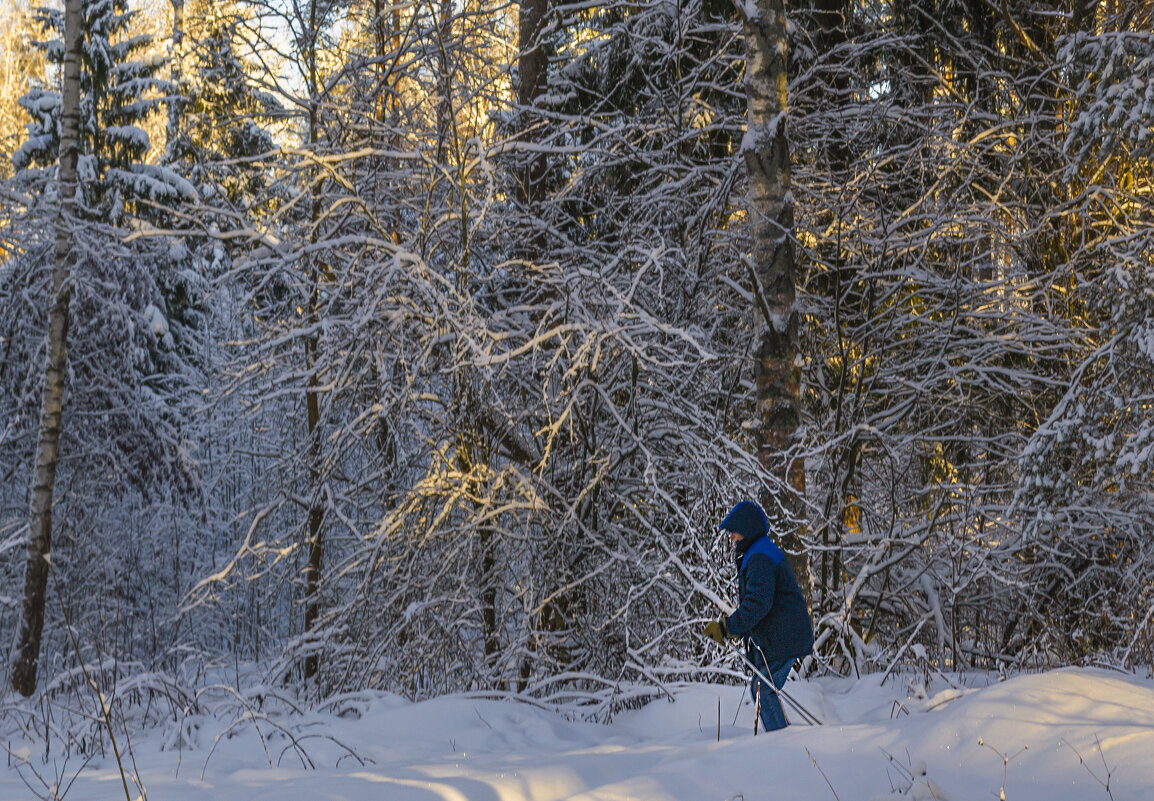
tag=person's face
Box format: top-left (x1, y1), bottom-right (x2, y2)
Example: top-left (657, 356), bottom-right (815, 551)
top-left (728, 530), bottom-right (744, 546)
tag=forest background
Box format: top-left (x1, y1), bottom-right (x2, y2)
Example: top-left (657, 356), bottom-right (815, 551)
top-left (0, 0), bottom-right (1151, 719)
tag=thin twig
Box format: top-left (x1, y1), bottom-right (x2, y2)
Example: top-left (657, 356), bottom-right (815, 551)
top-left (49, 565), bottom-right (138, 801)
top-left (806, 747), bottom-right (842, 801)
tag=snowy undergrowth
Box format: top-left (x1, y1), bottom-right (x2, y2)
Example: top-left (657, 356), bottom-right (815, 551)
top-left (2, 667), bottom-right (1153, 800)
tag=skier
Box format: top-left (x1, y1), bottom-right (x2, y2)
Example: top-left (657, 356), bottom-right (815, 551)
top-left (704, 500), bottom-right (814, 732)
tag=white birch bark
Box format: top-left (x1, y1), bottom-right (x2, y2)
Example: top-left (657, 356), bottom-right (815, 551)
top-left (740, 0), bottom-right (810, 592)
top-left (11, 0), bottom-right (83, 697)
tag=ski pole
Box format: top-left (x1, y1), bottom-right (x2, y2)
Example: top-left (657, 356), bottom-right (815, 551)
top-left (737, 649), bottom-right (822, 726)
top-left (746, 640), bottom-right (822, 726)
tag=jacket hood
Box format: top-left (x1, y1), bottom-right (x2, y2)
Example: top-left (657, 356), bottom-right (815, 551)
top-left (719, 500), bottom-right (768, 540)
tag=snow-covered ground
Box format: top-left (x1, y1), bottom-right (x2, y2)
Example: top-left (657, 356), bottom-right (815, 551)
top-left (4, 667), bottom-right (1153, 800)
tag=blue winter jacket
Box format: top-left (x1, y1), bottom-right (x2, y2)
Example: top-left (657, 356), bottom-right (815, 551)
top-left (725, 534), bottom-right (814, 664)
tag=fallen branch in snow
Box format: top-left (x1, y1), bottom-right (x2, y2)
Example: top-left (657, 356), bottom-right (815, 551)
top-left (182, 683), bottom-right (373, 780)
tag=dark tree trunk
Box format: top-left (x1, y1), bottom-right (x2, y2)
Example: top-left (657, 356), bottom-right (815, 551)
top-left (302, 0), bottom-right (326, 682)
top-left (516, 0), bottom-right (549, 213)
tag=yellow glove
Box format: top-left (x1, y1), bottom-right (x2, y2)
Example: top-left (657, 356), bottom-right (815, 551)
top-left (704, 618), bottom-right (728, 645)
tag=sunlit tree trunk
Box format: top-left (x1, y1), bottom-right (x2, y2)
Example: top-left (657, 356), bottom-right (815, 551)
top-left (11, 0), bottom-right (83, 697)
top-left (516, 0), bottom-right (548, 214)
top-left (740, 0), bottom-right (810, 596)
top-left (165, 0), bottom-right (184, 161)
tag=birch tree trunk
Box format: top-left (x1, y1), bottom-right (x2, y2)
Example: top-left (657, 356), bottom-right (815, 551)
top-left (740, 0), bottom-right (810, 596)
top-left (11, 0), bottom-right (84, 697)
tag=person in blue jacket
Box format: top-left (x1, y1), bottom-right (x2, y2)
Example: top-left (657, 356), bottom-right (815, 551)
top-left (704, 500), bottom-right (814, 732)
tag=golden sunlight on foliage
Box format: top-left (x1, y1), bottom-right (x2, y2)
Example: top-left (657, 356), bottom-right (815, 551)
top-left (0, 0), bottom-right (44, 180)
top-left (134, 0), bottom-right (175, 165)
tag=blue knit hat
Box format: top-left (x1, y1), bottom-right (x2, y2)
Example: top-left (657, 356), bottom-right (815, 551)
top-left (719, 500), bottom-right (768, 539)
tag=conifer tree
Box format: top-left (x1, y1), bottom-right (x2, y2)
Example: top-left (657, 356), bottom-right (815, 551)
top-left (0, 0), bottom-right (44, 180)
top-left (14, 0), bottom-right (193, 218)
top-left (169, 0), bottom-right (275, 209)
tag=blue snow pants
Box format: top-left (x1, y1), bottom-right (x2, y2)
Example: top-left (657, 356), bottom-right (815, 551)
top-left (750, 650), bottom-right (794, 732)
